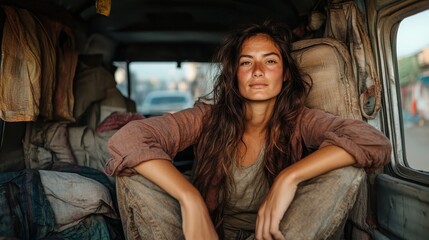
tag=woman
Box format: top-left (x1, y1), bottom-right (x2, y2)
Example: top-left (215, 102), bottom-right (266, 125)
top-left (104, 21), bottom-right (391, 240)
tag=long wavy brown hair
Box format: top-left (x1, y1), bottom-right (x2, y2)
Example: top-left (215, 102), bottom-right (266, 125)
top-left (193, 20), bottom-right (310, 234)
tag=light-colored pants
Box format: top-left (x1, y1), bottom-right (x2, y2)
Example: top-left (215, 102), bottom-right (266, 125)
top-left (116, 166), bottom-right (365, 240)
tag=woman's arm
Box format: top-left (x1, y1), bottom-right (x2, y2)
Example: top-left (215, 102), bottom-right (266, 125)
top-left (255, 145), bottom-right (355, 240)
top-left (105, 102), bottom-right (218, 239)
top-left (255, 108), bottom-right (392, 240)
top-left (297, 107), bottom-right (391, 171)
top-left (133, 159), bottom-right (218, 240)
top-left (281, 145), bottom-right (356, 183)
top-left (104, 102), bottom-right (209, 176)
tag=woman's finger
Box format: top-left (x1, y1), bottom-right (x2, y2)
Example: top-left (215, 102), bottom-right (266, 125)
top-left (256, 204), bottom-right (266, 239)
top-left (269, 215), bottom-right (285, 240)
top-left (262, 206), bottom-right (273, 240)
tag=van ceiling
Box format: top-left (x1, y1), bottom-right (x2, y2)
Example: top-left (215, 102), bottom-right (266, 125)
top-left (3, 0), bottom-right (323, 61)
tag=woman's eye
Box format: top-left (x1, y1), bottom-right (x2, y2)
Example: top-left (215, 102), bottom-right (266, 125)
top-left (266, 59), bottom-right (277, 64)
top-left (240, 61), bottom-right (251, 66)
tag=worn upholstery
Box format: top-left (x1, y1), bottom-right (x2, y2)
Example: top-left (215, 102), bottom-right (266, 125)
top-left (292, 38), bottom-right (362, 120)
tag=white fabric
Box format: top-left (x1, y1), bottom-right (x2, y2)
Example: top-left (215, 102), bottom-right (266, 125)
top-left (39, 170), bottom-right (118, 231)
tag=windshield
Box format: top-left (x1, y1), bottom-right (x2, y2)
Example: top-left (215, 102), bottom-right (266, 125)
top-left (114, 61), bottom-right (216, 115)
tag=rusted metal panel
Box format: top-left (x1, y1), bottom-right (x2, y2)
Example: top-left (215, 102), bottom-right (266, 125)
top-left (376, 174), bottom-right (429, 239)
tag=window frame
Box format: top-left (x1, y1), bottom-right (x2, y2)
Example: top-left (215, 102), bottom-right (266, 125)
top-left (373, 0), bottom-right (429, 184)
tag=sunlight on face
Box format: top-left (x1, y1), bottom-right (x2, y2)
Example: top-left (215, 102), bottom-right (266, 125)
top-left (237, 34), bottom-right (284, 102)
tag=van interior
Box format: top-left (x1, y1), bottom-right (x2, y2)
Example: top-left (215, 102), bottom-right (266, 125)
top-left (0, 0), bottom-right (428, 239)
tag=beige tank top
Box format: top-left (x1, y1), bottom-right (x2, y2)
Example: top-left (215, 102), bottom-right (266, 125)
top-left (223, 149), bottom-right (269, 237)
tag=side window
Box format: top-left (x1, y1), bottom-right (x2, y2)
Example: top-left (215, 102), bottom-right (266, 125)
top-left (397, 9), bottom-right (429, 173)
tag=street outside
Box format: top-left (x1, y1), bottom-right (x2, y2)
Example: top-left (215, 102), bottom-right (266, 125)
top-left (403, 123), bottom-right (429, 172)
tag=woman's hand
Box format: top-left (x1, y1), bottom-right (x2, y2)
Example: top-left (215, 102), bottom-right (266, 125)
top-left (255, 146), bottom-right (356, 240)
top-left (180, 192), bottom-right (219, 240)
top-left (255, 172), bottom-right (298, 240)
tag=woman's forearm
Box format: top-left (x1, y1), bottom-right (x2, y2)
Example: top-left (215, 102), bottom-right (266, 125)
top-left (134, 160), bottom-right (218, 239)
top-left (133, 160), bottom-right (202, 204)
top-left (280, 145), bottom-right (356, 185)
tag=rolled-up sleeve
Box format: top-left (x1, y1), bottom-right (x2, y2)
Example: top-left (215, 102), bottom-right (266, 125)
top-left (104, 102), bottom-right (209, 176)
top-left (298, 108), bottom-right (391, 171)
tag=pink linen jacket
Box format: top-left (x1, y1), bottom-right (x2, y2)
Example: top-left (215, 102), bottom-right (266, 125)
top-left (104, 102), bottom-right (391, 176)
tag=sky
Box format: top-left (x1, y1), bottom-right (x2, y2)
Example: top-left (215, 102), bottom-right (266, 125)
top-left (397, 9), bottom-right (429, 57)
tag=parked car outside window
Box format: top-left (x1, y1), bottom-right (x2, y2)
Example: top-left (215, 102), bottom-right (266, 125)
top-left (140, 90), bottom-right (194, 116)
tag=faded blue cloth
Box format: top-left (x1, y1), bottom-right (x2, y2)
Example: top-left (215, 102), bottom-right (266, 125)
top-left (0, 169), bottom-right (55, 239)
top-left (42, 215), bottom-right (111, 240)
top-left (0, 167), bottom-right (123, 240)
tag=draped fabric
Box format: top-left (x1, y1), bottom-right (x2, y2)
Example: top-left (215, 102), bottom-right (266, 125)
top-left (324, 1), bottom-right (382, 119)
top-left (0, 170), bottom-right (56, 239)
top-left (291, 38), bottom-right (362, 120)
top-left (38, 15), bottom-right (77, 122)
top-left (323, 3), bottom-right (383, 238)
top-left (0, 6), bottom-right (42, 121)
top-left (0, 166), bottom-right (121, 240)
top-left (0, 6), bottom-right (77, 122)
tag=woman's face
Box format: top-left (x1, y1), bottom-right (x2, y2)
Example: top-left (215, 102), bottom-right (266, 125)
top-left (237, 34), bottom-right (284, 102)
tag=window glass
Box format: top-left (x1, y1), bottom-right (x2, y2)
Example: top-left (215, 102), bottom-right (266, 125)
top-left (114, 61), bottom-right (128, 97)
top-left (115, 62), bottom-right (215, 116)
top-left (397, 9), bottom-right (429, 172)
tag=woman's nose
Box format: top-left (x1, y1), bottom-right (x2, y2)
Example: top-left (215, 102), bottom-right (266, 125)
top-left (253, 63), bottom-right (264, 77)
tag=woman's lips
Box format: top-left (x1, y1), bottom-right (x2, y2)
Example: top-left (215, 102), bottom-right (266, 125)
top-left (249, 83), bottom-right (267, 88)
